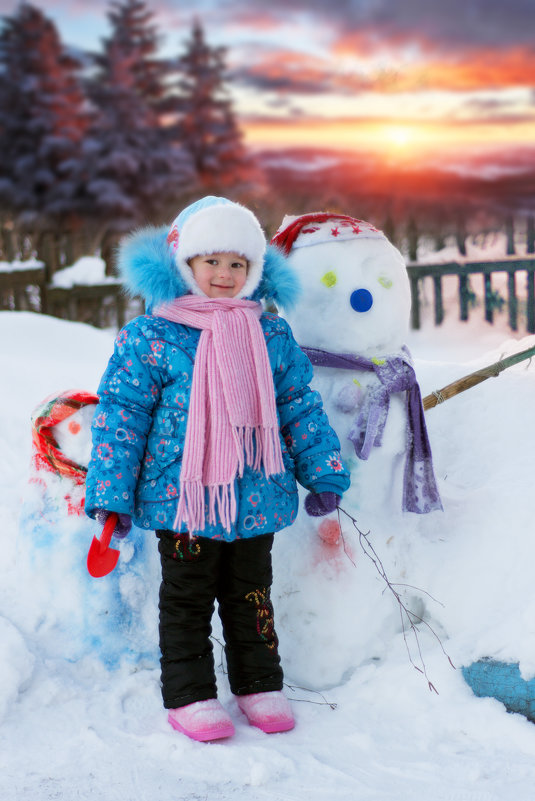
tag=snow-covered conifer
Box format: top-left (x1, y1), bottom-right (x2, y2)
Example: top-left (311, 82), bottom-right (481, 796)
top-left (84, 0), bottom-right (194, 228)
top-left (0, 3), bottom-right (90, 229)
top-left (167, 21), bottom-right (255, 190)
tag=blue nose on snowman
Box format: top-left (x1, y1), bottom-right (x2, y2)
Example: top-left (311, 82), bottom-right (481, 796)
top-left (350, 288), bottom-right (373, 312)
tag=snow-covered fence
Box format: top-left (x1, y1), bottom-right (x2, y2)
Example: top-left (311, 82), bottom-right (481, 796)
top-left (0, 262), bottom-right (47, 313)
top-left (45, 282), bottom-right (129, 329)
top-left (0, 255), bottom-right (142, 329)
top-left (407, 256), bottom-right (535, 332)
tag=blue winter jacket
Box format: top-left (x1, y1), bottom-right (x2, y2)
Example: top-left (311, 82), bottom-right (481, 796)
top-left (84, 224), bottom-right (350, 540)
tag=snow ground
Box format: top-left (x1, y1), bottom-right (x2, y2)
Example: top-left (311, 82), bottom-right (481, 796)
top-left (1, 302), bottom-right (535, 801)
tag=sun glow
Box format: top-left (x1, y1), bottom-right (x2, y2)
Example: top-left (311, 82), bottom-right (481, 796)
top-left (243, 116), bottom-right (535, 158)
top-left (383, 125), bottom-right (413, 148)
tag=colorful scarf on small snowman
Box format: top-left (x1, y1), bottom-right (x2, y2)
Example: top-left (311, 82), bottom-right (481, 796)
top-left (31, 390), bottom-right (99, 515)
top-left (153, 296), bottom-right (285, 533)
top-left (303, 346), bottom-right (442, 514)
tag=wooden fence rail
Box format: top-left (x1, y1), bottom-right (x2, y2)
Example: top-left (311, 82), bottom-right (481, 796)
top-left (406, 257), bottom-right (535, 332)
top-left (0, 265), bottom-right (48, 314)
top-left (0, 265), bottom-right (139, 329)
top-left (46, 283), bottom-right (130, 329)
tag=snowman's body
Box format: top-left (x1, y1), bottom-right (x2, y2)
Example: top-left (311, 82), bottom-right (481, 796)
top-left (270, 216), bottom-right (440, 688)
top-left (308, 361), bottom-right (408, 515)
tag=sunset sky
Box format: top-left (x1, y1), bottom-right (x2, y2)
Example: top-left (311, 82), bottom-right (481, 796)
top-left (2, 0), bottom-right (534, 163)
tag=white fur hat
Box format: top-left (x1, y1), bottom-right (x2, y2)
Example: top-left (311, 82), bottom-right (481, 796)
top-left (167, 196), bottom-right (266, 299)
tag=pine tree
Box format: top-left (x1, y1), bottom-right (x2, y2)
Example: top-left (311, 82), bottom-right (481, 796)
top-left (96, 0), bottom-right (168, 119)
top-left (84, 0), bottom-right (194, 228)
top-left (0, 3), bottom-right (90, 229)
top-left (168, 21), bottom-right (254, 190)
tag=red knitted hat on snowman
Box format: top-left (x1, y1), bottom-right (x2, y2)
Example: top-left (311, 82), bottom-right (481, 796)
top-left (271, 212), bottom-right (386, 254)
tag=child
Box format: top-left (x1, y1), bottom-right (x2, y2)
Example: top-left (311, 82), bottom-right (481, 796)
top-left (85, 196), bottom-right (350, 741)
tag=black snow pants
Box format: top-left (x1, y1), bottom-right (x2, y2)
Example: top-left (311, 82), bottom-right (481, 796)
top-left (156, 530), bottom-right (284, 709)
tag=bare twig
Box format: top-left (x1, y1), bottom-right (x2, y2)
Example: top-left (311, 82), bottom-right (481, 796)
top-left (337, 505), bottom-right (455, 693)
top-left (211, 635), bottom-right (338, 708)
top-left (389, 583), bottom-right (445, 608)
top-left (284, 682), bottom-right (337, 710)
top-left (211, 634), bottom-right (227, 674)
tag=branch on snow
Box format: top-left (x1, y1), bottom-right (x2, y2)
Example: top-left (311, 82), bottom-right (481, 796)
top-left (337, 506), bottom-right (455, 694)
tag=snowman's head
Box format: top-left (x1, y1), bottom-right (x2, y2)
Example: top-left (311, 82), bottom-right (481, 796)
top-left (272, 213), bottom-right (411, 355)
top-left (54, 403), bottom-right (97, 468)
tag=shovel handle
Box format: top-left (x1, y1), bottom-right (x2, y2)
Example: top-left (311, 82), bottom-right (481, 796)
top-left (99, 512), bottom-right (118, 553)
top-left (87, 512), bottom-right (121, 578)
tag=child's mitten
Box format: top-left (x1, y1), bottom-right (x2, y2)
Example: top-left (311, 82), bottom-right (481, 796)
top-left (304, 491), bottom-right (341, 517)
top-left (95, 509), bottom-right (132, 539)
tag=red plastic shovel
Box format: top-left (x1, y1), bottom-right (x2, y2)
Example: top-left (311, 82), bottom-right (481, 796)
top-left (87, 512), bottom-right (120, 577)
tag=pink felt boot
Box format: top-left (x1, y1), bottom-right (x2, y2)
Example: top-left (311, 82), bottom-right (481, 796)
top-left (168, 699), bottom-right (235, 742)
top-left (236, 691), bottom-right (295, 733)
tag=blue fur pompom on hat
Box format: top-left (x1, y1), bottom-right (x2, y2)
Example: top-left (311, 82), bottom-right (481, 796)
top-left (117, 225), bottom-right (187, 309)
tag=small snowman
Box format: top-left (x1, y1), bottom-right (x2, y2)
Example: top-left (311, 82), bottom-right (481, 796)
top-left (30, 390), bottom-right (99, 516)
top-left (19, 390), bottom-right (159, 667)
top-left (270, 213), bottom-right (442, 689)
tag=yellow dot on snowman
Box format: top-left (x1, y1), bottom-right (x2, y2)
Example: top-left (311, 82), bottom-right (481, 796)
top-left (378, 275), bottom-right (393, 289)
top-left (320, 270), bottom-right (337, 288)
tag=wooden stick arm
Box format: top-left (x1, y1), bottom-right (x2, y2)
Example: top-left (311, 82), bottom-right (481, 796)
top-left (423, 344), bottom-right (535, 410)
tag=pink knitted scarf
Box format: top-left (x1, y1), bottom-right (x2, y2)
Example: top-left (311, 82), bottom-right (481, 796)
top-left (153, 296), bottom-right (285, 533)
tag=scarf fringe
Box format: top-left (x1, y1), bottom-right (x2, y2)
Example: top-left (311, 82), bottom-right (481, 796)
top-left (236, 425), bottom-right (284, 477)
top-left (255, 425), bottom-right (285, 477)
top-left (174, 480), bottom-right (238, 533)
top-left (174, 480), bottom-right (206, 533)
top-left (174, 424), bottom-right (285, 534)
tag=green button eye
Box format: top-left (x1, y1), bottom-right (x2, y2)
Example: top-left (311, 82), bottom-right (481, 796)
top-left (378, 276), bottom-right (393, 289)
top-left (321, 270), bottom-right (337, 288)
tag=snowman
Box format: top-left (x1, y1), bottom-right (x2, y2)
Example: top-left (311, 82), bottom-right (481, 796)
top-left (19, 390), bottom-right (160, 668)
top-left (269, 212), bottom-right (442, 689)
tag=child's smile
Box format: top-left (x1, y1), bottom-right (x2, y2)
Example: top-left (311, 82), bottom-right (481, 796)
top-left (189, 252), bottom-right (248, 298)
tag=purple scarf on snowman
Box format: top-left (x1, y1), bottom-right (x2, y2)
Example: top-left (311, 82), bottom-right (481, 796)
top-left (303, 346), bottom-right (443, 514)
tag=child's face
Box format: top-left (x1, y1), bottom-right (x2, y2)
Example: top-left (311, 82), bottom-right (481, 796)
top-left (189, 252), bottom-right (248, 298)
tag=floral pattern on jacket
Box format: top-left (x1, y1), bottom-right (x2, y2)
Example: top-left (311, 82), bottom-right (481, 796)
top-left (85, 312), bottom-right (349, 540)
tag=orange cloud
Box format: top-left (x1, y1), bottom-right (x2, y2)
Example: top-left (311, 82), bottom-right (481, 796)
top-left (235, 37), bottom-right (535, 98)
top-left (417, 46), bottom-right (535, 91)
top-left (333, 33), bottom-right (535, 92)
top-left (375, 49), bottom-right (535, 93)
